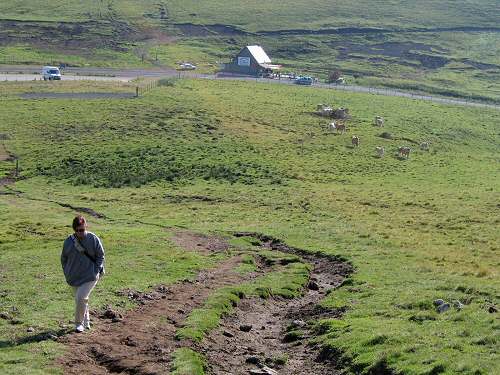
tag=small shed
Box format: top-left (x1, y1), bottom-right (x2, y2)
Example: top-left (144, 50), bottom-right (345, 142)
top-left (222, 45), bottom-right (281, 76)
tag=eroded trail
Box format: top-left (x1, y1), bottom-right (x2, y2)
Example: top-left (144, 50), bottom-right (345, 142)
top-left (197, 234), bottom-right (352, 374)
top-left (57, 231), bottom-right (352, 375)
top-left (58, 232), bottom-right (262, 375)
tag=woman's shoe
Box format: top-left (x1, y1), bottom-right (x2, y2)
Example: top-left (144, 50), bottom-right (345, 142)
top-left (75, 324), bottom-right (84, 333)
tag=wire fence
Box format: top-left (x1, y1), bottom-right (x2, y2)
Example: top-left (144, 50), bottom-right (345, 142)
top-left (228, 75), bottom-right (500, 110)
top-left (325, 84), bottom-right (500, 110)
top-left (136, 79), bottom-right (162, 97)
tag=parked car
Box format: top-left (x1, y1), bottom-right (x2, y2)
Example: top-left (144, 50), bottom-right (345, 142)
top-left (42, 66), bottom-right (62, 80)
top-left (179, 62), bottom-right (197, 70)
top-left (294, 76), bottom-right (313, 85)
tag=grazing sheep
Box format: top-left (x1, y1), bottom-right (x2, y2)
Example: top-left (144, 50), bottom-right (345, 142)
top-left (333, 107), bottom-right (349, 119)
top-left (420, 142), bottom-right (430, 151)
top-left (398, 146), bottom-right (411, 158)
top-left (352, 136), bottom-right (360, 147)
top-left (376, 146), bottom-right (385, 157)
top-left (336, 123), bottom-right (346, 133)
top-left (374, 116), bottom-right (384, 127)
top-left (317, 104), bottom-right (334, 117)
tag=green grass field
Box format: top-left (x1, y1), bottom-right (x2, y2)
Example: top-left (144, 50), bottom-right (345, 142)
top-left (0, 1), bottom-right (499, 102)
top-left (0, 77), bottom-right (498, 374)
top-left (1, 0), bottom-right (499, 28)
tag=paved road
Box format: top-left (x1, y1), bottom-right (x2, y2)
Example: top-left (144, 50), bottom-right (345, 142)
top-left (0, 65), bottom-right (178, 82)
top-left (0, 65), bottom-right (178, 80)
top-left (1, 65), bottom-right (498, 110)
top-left (0, 73), bottom-right (131, 82)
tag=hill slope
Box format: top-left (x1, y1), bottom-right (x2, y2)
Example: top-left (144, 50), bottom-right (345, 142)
top-left (0, 78), bottom-right (498, 374)
top-left (0, 1), bottom-right (499, 102)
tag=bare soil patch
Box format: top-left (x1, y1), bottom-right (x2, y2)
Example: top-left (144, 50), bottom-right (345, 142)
top-left (170, 230), bottom-right (230, 255)
top-left (56, 231), bottom-right (352, 374)
top-left (257, 26), bottom-right (500, 36)
top-left (197, 233), bottom-right (352, 374)
top-left (329, 40), bottom-right (451, 68)
top-left (55, 202), bottom-right (107, 219)
top-left (0, 19), bottom-right (138, 52)
top-left (330, 41), bottom-right (441, 59)
top-left (57, 254), bottom-right (258, 375)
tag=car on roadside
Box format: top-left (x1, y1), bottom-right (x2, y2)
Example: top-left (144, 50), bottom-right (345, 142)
top-left (178, 62), bottom-right (197, 70)
top-left (294, 76), bottom-right (313, 85)
top-left (42, 66), bottom-right (62, 80)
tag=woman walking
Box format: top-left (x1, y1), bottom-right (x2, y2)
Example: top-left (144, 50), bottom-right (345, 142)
top-left (61, 215), bottom-right (105, 333)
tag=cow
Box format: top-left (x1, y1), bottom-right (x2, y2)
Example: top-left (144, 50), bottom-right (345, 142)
top-left (420, 142), bottom-right (430, 151)
top-left (376, 146), bottom-right (385, 158)
top-left (398, 146), bottom-right (411, 158)
top-left (374, 116), bottom-right (384, 127)
top-left (352, 136), bottom-right (360, 147)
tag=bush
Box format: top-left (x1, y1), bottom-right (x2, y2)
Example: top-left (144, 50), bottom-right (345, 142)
top-left (327, 70), bottom-right (342, 83)
top-left (380, 132), bottom-right (393, 139)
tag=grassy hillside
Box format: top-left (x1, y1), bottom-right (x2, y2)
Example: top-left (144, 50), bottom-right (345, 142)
top-left (0, 78), bottom-right (498, 374)
top-left (1, 0), bottom-right (499, 28)
top-left (0, 1), bottom-right (499, 102)
top-left (0, 0), bottom-right (159, 22)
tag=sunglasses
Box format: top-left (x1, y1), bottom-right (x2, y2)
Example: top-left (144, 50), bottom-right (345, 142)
top-left (75, 228), bottom-right (86, 233)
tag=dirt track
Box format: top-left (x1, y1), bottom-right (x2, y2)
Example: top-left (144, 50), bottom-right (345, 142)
top-left (59, 255), bottom-right (250, 374)
top-left (56, 231), bottom-right (352, 374)
top-left (200, 233), bottom-right (351, 375)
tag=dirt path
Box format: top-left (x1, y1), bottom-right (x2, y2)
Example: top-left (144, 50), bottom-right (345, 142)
top-left (196, 233), bottom-right (352, 374)
top-left (56, 231), bottom-right (352, 374)
top-left (57, 232), bottom-right (272, 374)
top-left (199, 260), bottom-right (348, 374)
top-left (58, 256), bottom-right (250, 374)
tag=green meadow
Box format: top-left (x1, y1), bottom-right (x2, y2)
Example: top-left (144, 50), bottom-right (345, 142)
top-left (1, 1), bottom-right (499, 102)
top-left (0, 77), bottom-right (498, 374)
top-left (1, 0), bottom-right (498, 28)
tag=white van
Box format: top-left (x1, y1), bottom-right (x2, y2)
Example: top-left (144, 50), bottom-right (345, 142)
top-left (42, 66), bottom-right (62, 80)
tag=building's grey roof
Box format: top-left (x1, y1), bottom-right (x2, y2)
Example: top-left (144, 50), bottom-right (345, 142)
top-left (247, 45), bottom-right (271, 64)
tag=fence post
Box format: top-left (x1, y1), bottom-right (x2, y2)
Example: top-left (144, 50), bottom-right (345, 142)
top-left (15, 158), bottom-right (19, 177)
top-left (136, 86), bottom-right (139, 97)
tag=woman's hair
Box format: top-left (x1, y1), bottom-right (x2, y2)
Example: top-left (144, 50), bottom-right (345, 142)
top-left (72, 215), bottom-right (87, 231)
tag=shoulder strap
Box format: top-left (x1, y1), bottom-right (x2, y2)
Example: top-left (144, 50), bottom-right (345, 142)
top-left (71, 235), bottom-right (96, 263)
